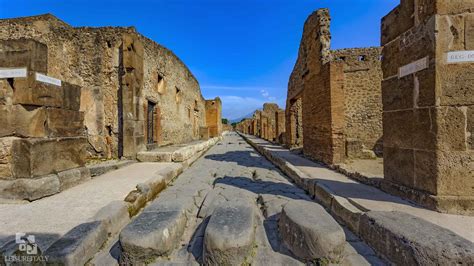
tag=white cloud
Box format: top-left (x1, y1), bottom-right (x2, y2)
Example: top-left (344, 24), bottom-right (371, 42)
top-left (220, 95), bottom-right (285, 120)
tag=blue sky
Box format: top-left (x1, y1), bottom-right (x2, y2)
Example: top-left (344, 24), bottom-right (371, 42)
top-left (0, 0), bottom-right (399, 120)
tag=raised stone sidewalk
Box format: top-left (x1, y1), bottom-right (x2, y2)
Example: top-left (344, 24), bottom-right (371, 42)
top-left (240, 133), bottom-right (474, 264)
top-left (0, 137), bottom-right (221, 265)
top-left (137, 137), bottom-right (220, 163)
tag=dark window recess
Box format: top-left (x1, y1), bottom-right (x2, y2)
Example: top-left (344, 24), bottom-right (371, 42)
top-left (358, 55), bottom-right (366, 61)
top-left (158, 74), bottom-right (163, 83)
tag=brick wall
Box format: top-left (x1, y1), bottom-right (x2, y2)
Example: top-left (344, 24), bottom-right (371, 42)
top-left (303, 62), bottom-right (346, 164)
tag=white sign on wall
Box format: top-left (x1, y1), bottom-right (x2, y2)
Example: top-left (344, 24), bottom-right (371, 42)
top-left (447, 50), bottom-right (474, 63)
top-left (35, 73), bottom-right (62, 86)
top-left (398, 56), bottom-right (429, 78)
top-left (0, 68), bottom-right (27, 79)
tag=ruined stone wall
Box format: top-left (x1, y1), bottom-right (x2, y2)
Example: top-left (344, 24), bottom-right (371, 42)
top-left (288, 8), bottom-right (383, 163)
top-left (332, 48), bottom-right (383, 158)
top-left (381, 0), bottom-right (474, 214)
top-left (261, 103), bottom-right (279, 141)
top-left (303, 61), bottom-right (346, 164)
top-left (286, 9), bottom-right (331, 148)
top-left (275, 109), bottom-right (286, 144)
top-left (0, 14), bottom-right (210, 160)
top-left (205, 97), bottom-right (222, 138)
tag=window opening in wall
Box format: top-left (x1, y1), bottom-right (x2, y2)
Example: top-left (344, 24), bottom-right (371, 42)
top-left (175, 86), bottom-right (181, 103)
top-left (157, 73), bottom-right (165, 94)
top-left (194, 100), bottom-right (199, 111)
top-left (336, 56), bottom-right (346, 61)
top-left (358, 55), bottom-right (366, 61)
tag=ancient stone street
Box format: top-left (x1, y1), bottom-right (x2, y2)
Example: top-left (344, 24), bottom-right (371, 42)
top-left (1, 1), bottom-right (473, 265)
top-left (91, 132), bottom-right (383, 265)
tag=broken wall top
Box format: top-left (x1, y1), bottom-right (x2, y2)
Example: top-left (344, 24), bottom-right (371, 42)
top-left (0, 13), bottom-right (202, 96)
top-left (288, 8), bottom-right (331, 100)
top-left (381, 0), bottom-right (474, 45)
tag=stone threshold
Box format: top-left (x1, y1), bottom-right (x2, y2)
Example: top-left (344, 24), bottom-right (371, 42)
top-left (137, 137), bottom-right (221, 162)
top-left (0, 136), bottom-right (224, 265)
top-left (239, 133), bottom-right (474, 265)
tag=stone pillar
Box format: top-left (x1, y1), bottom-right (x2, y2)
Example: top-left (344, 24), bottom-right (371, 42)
top-left (381, 0), bottom-right (474, 214)
top-left (205, 97), bottom-right (222, 138)
top-left (121, 34), bottom-right (144, 159)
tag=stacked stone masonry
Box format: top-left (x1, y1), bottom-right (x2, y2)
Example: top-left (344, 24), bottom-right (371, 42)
top-left (288, 8), bottom-right (383, 165)
top-left (0, 14), bottom-right (222, 200)
top-left (0, 14), bottom-right (222, 160)
top-left (381, 0), bottom-right (474, 214)
top-left (0, 39), bottom-right (87, 200)
top-left (235, 103), bottom-right (286, 145)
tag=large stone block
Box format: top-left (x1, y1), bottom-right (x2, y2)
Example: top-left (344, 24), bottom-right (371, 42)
top-left (62, 82), bottom-right (81, 111)
top-left (12, 74), bottom-right (64, 108)
top-left (466, 14), bottom-right (474, 50)
top-left (412, 108), bottom-right (437, 151)
top-left (119, 202), bottom-right (187, 264)
top-left (44, 221), bottom-right (108, 266)
top-left (10, 74), bottom-right (81, 111)
top-left (384, 147), bottom-right (415, 188)
top-left (437, 63), bottom-right (474, 106)
top-left (279, 200), bottom-right (346, 263)
top-left (359, 211), bottom-right (474, 265)
top-left (437, 150), bottom-right (474, 197)
top-left (383, 110), bottom-right (414, 149)
top-left (382, 75), bottom-right (414, 111)
top-left (203, 201), bottom-right (256, 266)
top-left (0, 174), bottom-right (60, 200)
top-left (0, 105), bottom-right (47, 138)
top-left (0, 38), bottom-right (48, 73)
top-left (46, 108), bottom-right (85, 137)
top-left (413, 150), bottom-right (438, 194)
top-left (436, 106), bottom-right (469, 151)
top-left (10, 137), bottom-right (87, 178)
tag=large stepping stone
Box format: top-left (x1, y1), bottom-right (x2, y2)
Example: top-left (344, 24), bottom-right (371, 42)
top-left (203, 201), bottom-right (256, 265)
top-left (44, 221), bottom-right (108, 265)
top-left (119, 202), bottom-right (187, 264)
top-left (360, 211), bottom-right (474, 265)
top-left (279, 200), bottom-right (346, 263)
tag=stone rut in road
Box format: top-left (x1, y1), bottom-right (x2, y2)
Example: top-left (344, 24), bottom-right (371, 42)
top-left (114, 132), bottom-right (385, 265)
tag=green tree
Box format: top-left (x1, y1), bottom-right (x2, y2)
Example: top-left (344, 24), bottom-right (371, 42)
top-left (222, 118), bottom-right (229, 124)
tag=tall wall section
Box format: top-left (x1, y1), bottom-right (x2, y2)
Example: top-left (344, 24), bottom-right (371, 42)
top-left (0, 14), bottom-right (208, 160)
top-left (332, 48), bottom-right (383, 158)
top-left (288, 8), bottom-right (383, 164)
top-left (286, 8), bottom-right (331, 148)
top-left (381, 0), bottom-right (474, 214)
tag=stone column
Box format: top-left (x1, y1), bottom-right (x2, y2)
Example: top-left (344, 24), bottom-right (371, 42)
top-left (381, 0), bottom-right (474, 214)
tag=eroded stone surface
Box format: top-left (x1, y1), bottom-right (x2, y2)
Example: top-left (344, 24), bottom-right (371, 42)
top-left (203, 201), bottom-right (256, 265)
top-left (279, 200), bottom-right (346, 262)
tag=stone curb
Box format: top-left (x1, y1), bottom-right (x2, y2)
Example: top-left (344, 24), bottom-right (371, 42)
top-left (137, 137), bottom-right (221, 163)
top-left (87, 160), bottom-right (135, 178)
top-left (238, 132), bottom-right (474, 265)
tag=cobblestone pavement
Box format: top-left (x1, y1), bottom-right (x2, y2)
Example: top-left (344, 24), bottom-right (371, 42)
top-left (94, 132), bottom-right (384, 265)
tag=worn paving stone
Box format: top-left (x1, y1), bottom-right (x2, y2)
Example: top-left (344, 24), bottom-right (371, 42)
top-left (119, 209), bottom-right (187, 264)
top-left (44, 221), bottom-right (107, 266)
top-left (360, 211), bottom-right (474, 265)
top-left (279, 200), bottom-right (346, 263)
top-left (203, 201), bottom-right (257, 266)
